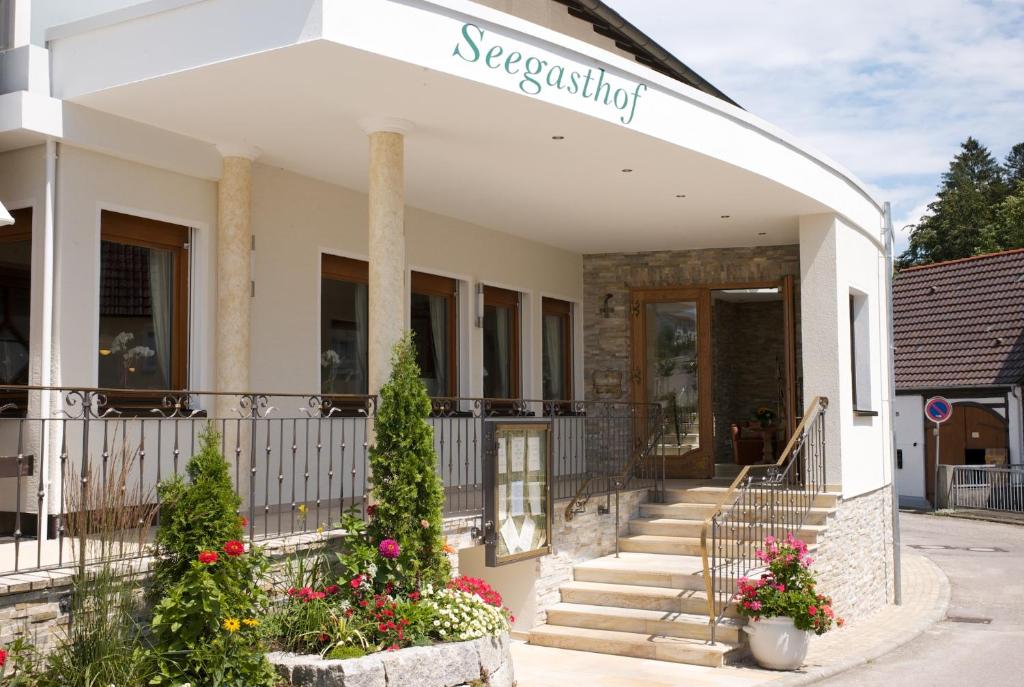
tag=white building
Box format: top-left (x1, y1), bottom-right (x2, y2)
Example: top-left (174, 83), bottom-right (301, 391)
top-left (0, 0), bottom-right (896, 666)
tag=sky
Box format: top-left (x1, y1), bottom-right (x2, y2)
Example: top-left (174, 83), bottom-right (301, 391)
top-left (602, 0), bottom-right (1024, 252)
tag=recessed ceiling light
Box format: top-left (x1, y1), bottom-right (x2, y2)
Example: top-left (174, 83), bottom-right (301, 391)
top-left (621, 168), bottom-right (633, 173)
top-left (552, 135), bottom-right (565, 140)
top-left (720, 215), bottom-right (731, 219)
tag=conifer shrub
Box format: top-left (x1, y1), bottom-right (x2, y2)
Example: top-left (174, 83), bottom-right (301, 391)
top-left (147, 426), bottom-right (278, 687)
top-left (365, 333), bottom-right (450, 589)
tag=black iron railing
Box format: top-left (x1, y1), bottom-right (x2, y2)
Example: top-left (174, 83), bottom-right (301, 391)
top-left (0, 386), bottom-right (662, 576)
top-left (700, 397), bottom-right (829, 642)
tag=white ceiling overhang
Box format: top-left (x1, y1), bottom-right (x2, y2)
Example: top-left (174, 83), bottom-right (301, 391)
top-left (44, 0), bottom-right (883, 253)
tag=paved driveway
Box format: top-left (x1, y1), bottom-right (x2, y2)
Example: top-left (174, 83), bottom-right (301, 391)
top-left (823, 512), bottom-right (1024, 687)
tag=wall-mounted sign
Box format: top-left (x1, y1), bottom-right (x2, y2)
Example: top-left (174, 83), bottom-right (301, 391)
top-left (483, 419), bottom-right (552, 566)
top-left (452, 23), bottom-right (647, 125)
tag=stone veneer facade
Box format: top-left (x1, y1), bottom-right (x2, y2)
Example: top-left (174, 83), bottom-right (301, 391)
top-left (583, 247), bottom-right (802, 467)
top-left (814, 484), bottom-right (897, 620)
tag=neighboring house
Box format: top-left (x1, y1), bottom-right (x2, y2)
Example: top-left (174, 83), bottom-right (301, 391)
top-left (893, 249), bottom-right (1024, 508)
top-left (0, 0), bottom-right (896, 665)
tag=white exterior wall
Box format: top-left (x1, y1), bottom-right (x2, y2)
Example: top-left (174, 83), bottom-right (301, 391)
top-left (799, 214), bottom-right (891, 498)
top-left (53, 146), bottom-right (219, 392)
top-left (1010, 386), bottom-right (1023, 466)
top-left (249, 163), bottom-right (584, 399)
top-left (893, 394), bottom-right (926, 504)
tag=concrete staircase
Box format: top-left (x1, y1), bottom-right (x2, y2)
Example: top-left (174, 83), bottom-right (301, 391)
top-left (528, 481), bottom-right (841, 667)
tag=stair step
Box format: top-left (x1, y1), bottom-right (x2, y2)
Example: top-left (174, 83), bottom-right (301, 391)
top-left (628, 517), bottom-right (824, 542)
top-left (528, 624), bottom-right (742, 667)
top-left (640, 501), bottom-right (835, 525)
top-left (664, 486), bottom-right (840, 508)
top-left (545, 602), bottom-right (745, 643)
top-left (560, 580), bottom-right (737, 617)
top-left (573, 552), bottom-right (708, 591)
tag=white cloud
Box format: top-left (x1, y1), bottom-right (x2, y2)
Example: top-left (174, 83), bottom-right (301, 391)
top-left (603, 0), bottom-right (1024, 235)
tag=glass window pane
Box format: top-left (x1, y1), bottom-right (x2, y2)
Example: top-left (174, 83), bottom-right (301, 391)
top-left (542, 313), bottom-right (566, 400)
top-left (98, 241), bottom-right (174, 390)
top-left (411, 292), bottom-right (449, 397)
top-left (321, 278), bottom-right (368, 394)
top-left (0, 239), bottom-right (32, 385)
top-left (483, 304), bottom-right (513, 399)
top-left (646, 301), bottom-right (699, 451)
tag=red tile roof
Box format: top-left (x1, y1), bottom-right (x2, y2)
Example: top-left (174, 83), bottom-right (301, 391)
top-left (893, 248), bottom-right (1024, 389)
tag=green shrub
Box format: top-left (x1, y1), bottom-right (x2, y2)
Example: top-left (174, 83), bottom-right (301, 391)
top-left (366, 333), bottom-right (450, 589)
top-left (147, 426), bottom-right (278, 686)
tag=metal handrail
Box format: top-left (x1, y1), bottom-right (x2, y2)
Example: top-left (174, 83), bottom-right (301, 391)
top-left (563, 402), bottom-right (666, 522)
top-left (698, 396), bottom-right (829, 637)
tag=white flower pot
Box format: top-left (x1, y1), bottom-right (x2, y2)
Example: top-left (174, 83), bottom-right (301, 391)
top-left (743, 616), bottom-right (811, 670)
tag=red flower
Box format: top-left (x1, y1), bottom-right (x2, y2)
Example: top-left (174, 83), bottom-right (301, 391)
top-left (198, 550), bottom-right (218, 565)
top-left (325, 584), bottom-right (340, 596)
top-left (318, 633), bottom-right (329, 642)
top-left (0, 648), bottom-right (7, 668)
top-left (366, 504), bottom-right (378, 518)
top-left (350, 575), bottom-right (364, 590)
top-left (408, 591), bottom-right (420, 601)
top-left (359, 600), bottom-right (369, 608)
top-left (808, 605), bottom-right (819, 616)
top-left (287, 587), bottom-right (298, 597)
top-left (223, 540), bottom-right (245, 557)
top-left (240, 515), bottom-right (249, 528)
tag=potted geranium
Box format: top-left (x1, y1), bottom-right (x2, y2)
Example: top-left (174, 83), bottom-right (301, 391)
top-left (735, 533), bottom-right (843, 670)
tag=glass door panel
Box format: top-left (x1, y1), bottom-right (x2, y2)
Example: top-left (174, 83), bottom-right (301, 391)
top-left (644, 301), bottom-right (700, 452)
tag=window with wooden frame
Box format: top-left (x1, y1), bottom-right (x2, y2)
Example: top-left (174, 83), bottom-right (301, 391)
top-left (411, 271), bottom-right (458, 398)
top-left (97, 211), bottom-right (190, 395)
top-left (482, 286), bottom-right (521, 399)
top-left (541, 297), bottom-right (573, 401)
top-left (321, 255), bottom-right (369, 396)
top-left (0, 207), bottom-right (33, 415)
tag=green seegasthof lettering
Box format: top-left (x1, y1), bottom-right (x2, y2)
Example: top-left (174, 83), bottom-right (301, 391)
top-left (452, 22), bottom-right (646, 126)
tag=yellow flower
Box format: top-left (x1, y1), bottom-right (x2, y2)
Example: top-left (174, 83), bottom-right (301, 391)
top-left (242, 618), bottom-right (260, 628)
top-left (297, 504), bottom-right (307, 515)
top-left (317, 525), bottom-right (325, 535)
top-left (223, 618), bottom-right (241, 633)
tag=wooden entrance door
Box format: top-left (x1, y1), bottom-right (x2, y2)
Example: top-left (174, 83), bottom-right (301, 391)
top-left (924, 403), bottom-right (1009, 503)
top-left (630, 288), bottom-right (713, 479)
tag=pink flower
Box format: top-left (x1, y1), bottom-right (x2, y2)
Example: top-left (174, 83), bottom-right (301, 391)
top-left (378, 539), bottom-right (400, 559)
top-left (803, 557), bottom-right (814, 567)
top-left (764, 535), bottom-right (775, 546)
top-left (750, 601), bottom-right (762, 611)
top-left (808, 605), bottom-right (818, 616)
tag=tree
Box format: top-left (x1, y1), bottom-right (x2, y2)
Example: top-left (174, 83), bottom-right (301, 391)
top-left (1004, 143), bottom-right (1024, 188)
top-left (367, 333), bottom-right (450, 588)
top-left (897, 137), bottom-right (1010, 268)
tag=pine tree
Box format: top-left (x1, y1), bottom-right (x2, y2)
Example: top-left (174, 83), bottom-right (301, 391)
top-left (1004, 142), bottom-right (1024, 188)
top-left (898, 137), bottom-right (1009, 267)
top-left (367, 333), bottom-right (450, 587)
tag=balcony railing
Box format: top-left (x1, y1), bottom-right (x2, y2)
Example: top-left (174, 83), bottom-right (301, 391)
top-left (938, 464), bottom-right (1024, 513)
top-left (0, 386), bottom-right (664, 576)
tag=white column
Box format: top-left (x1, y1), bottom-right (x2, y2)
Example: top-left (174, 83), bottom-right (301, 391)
top-left (215, 146), bottom-right (257, 413)
top-left (362, 118), bottom-right (412, 393)
top-left (799, 213), bottom-right (844, 486)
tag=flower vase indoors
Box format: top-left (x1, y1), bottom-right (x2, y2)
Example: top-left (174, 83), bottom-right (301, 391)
top-left (735, 534), bottom-right (844, 670)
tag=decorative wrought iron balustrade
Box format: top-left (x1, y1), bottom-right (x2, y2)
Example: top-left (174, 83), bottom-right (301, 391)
top-left (700, 396), bottom-right (829, 643)
top-left (0, 386), bottom-right (665, 576)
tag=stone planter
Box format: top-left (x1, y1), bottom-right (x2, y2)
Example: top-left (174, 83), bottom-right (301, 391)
top-left (743, 616), bottom-right (810, 670)
top-left (269, 632), bottom-right (513, 687)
